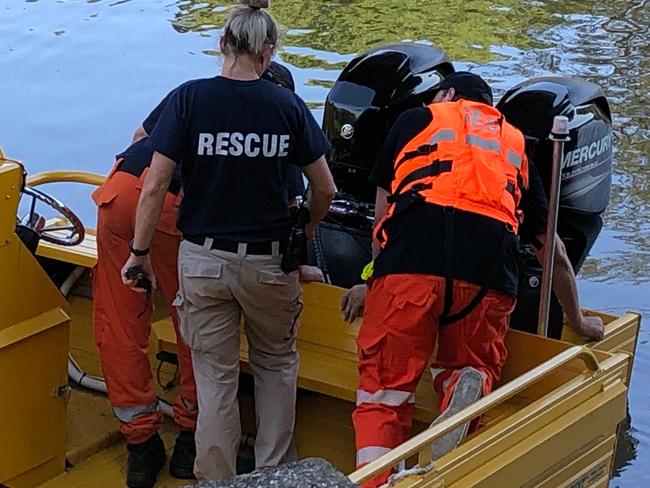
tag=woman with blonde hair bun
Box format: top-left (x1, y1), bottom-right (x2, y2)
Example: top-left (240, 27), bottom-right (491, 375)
top-left (121, 0), bottom-right (336, 482)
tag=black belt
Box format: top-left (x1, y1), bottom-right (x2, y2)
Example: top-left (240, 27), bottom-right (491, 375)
top-left (184, 235), bottom-right (280, 255)
top-left (115, 160), bottom-right (181, 196)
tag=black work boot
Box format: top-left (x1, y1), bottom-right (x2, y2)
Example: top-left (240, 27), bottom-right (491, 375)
top-left (126, 433), bottom-right (166, 488)
top-left (169, 430), bottom-right (196, 479)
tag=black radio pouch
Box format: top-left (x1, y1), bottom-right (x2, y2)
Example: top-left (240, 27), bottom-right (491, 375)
top-left (281, 206), bottom-right (311, 273)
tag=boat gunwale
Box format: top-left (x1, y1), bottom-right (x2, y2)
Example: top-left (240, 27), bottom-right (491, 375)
top-left (348, 348), bottom-right (628, 485)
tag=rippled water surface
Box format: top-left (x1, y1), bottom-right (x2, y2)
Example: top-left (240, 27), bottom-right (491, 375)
top-left (0, 0), bottom-right (648, 484)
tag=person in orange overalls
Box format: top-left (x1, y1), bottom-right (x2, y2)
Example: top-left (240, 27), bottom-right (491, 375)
top-left (346, 72), bottom-right (605, 487)
top-left (92, 131), bottom-right (196, 488)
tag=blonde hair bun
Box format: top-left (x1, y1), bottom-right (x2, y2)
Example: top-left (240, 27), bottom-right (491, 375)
top-left (239, 0), bottom-right (270, 8)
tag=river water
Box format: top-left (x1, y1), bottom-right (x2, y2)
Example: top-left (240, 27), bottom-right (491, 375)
top-left (0, 0), bottom-right (648, 485)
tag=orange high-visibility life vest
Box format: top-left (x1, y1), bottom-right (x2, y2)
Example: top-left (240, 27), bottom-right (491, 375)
top-left (375, 99), bottom-right (529, 247)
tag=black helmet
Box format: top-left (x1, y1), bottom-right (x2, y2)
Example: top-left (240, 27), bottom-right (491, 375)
top-left (262, 61), bottom-right (295, 92)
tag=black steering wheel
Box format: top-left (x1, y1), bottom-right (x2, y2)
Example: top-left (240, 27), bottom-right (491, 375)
top-left (19, 185), bottom-right (85, 246)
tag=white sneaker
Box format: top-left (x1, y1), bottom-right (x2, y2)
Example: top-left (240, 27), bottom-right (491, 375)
top-left (430, 368), bottom-right (483, 461)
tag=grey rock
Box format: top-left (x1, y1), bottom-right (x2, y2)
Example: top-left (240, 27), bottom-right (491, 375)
top-left (187, 458), bottom-right (358, 488)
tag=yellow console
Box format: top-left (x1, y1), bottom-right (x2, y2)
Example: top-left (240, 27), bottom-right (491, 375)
top-left (0, 152), bottom-right (70, 487)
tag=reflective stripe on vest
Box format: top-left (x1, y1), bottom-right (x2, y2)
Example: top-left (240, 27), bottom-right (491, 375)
top-left (375, 99), bottom-right (528, 246)
top-left (430, 129), bottom-right (456, 145)
top-left (507, 149), bottom-right (523, 169)
top-left (465, 134), bottom-right (500, 153)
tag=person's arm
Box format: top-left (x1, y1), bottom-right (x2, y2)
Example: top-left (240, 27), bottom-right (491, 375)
top-left (340, 186), bottom-right (389, 321)
top-left (121, 152), bottom-right (176, 290)
top-left (121, 82), bottom-right (187, 291)
top-left (532, 233), bottom-right (604, 341)
top-left (301, 156), bottom-right (336, 239)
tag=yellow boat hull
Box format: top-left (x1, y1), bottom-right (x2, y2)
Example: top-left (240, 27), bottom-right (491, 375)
top-left (0, 158), bottom-right (641, 488)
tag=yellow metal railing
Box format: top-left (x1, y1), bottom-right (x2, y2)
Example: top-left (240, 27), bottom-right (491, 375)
top-left (349, 345), bottom-right (601, 485)
top-left (27, 171), bottom-right (106, 187)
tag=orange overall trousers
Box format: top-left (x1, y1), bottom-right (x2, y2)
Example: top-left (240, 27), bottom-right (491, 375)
top-left (92, 164), bottom-right (197, 444)
top-left (353, 274), bottom-right (515, 487)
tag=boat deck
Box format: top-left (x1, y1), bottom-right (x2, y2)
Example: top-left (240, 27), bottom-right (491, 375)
top-left (41, 390), bottom-right (185, 488)
top-left (37, 377), bottom-right (532, 488)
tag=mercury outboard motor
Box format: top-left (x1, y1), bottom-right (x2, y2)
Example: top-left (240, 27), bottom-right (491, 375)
top-left (316, 43), bottom-right (454, 287)
top-left (496, 77), bottom-right (613, 338)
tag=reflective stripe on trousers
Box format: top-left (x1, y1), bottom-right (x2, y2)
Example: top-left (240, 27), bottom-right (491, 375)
top-left (114, 401), bottom-right (159, 423)
top-left (356, 389), bottom-right (416, 407)
top-left (357, 446), bottom-right (391, 466)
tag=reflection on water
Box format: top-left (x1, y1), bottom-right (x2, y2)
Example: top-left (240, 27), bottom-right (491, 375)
top-left (173, 0), bottom-right (562, 63)
top-left (0, 0), bottom-right (648, 484)
top-left (613, 410), bottom-right (640, 478)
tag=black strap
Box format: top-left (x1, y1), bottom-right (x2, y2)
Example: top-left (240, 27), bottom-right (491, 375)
top-left (183, 235), bottom-right (279, 255)
top-left (376, 187), bottom-right (428, 244)
top-left (517, 171), bottom-right (527, 191)
top-left (440, 214), bottom-right (513, 326)
top-left (394, 143), bottom-right (439, 171)
top-left (441, 207), bottom-right (455, 320)
top-left (392, 160), bottom-right (452, 198)
top-left (378, 159), bottom-right (452, 245)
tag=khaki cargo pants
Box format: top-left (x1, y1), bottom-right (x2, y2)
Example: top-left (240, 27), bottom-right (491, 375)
top-left (174, 238), bottom-right (303, 480)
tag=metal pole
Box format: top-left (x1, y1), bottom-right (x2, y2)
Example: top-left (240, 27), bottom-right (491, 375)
top-left (537, 115), bottom-right (571, 337)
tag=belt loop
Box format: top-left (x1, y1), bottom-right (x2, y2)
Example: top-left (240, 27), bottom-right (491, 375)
top-left (203, 237), bottom-right (213, 252)
top-left (272, 241), bottom-right (280, 257)
top-left (237, 243), bottom-right (247, 257)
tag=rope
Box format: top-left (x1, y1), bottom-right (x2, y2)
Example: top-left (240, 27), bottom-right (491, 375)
top-left (379, 461), bottom-right (436, 488)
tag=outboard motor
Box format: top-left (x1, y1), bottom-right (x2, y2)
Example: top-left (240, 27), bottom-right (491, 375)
top-left (316, 43), bottom-right (454, 288)
top-left (496, 77), bottom-right (613, 338)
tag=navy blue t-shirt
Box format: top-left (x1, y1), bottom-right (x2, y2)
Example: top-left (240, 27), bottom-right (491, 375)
top-left (115, 138), bottom-right (183, 193)
top-left (116, 138), bottom-right (155, 173)
top-left (148, 76), bottom-right (329, 242)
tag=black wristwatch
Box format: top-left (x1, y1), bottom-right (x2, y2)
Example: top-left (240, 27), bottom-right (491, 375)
top-left (129, 239), bottom-right (150, 257)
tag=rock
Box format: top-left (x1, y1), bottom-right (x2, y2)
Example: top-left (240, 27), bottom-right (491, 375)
top-left (188, 458), bottom-right (358, 488)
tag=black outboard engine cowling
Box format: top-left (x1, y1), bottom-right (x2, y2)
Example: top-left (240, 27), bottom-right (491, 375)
top-left (317, 43), bottom-right (454, 288)
top-left (324, 42), bottom-right (454, 203)
top-left (496, 77), bottom-right (613, 338)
